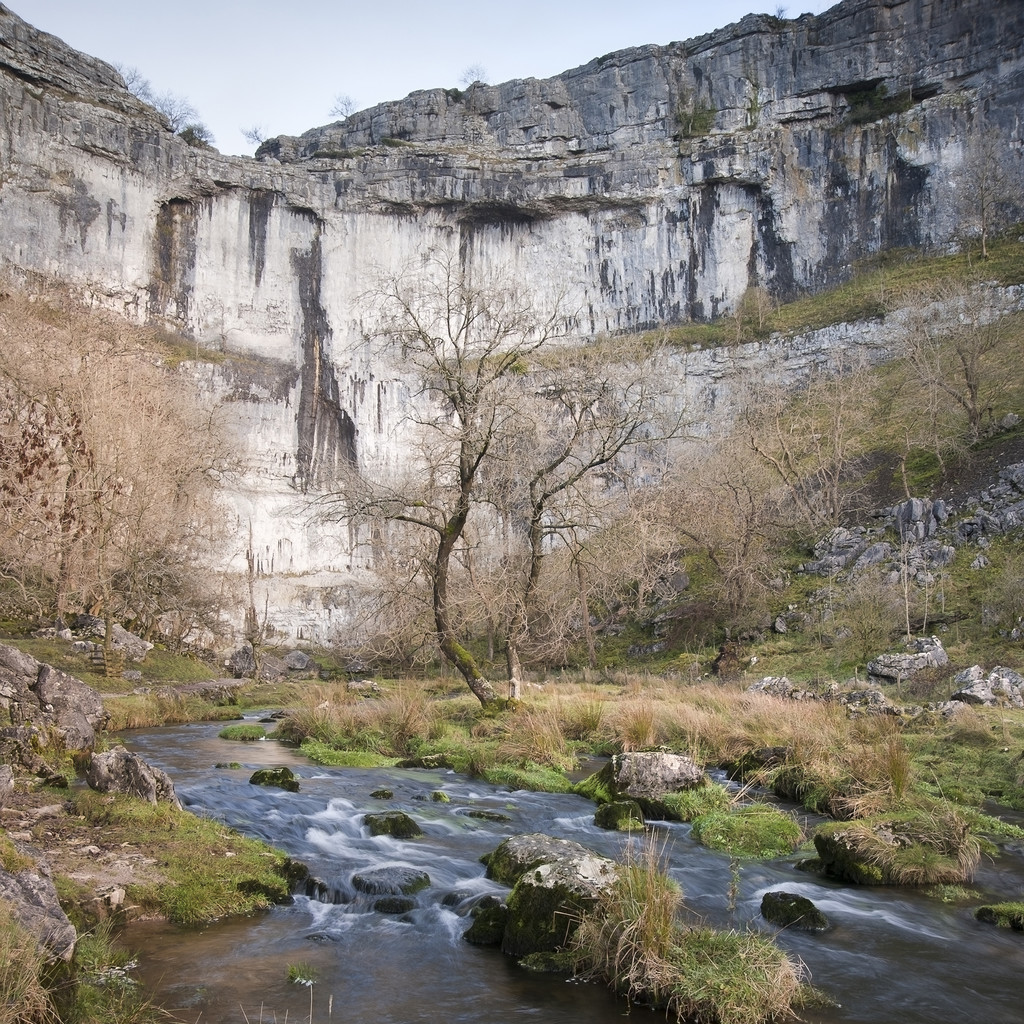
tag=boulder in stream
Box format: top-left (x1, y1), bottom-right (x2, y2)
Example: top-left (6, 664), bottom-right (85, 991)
top-left (352, 866), bottom-right (430, 896)
top-left (760, 891), bottom-right (829, 931)
top-left (593, 799), bottom-right (645, 831)
top-left (363, 811), bottom-right (422, 838)
top-left (248, 766), bottom-right (300, 792)
top-left (479, 833), bottom-right (618, 958)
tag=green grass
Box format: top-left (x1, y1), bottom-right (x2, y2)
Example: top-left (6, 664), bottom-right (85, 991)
top-left (218, 724), bottom-right (268, 741)
top-left (299, 740), bottom-right (399, 768)
top-left (480, 761), bottom-right (573, 794)
top-left (649, 226), bottom-right (1024, 352)
top-left (661, 783), bottom-right (732, 822)
top-left (69, 790), bottom-right (303, 926)
top-left (691, 804), bottom-right (803, 858)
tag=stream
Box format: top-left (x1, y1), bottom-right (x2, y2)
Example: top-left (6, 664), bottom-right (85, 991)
top-left (125, 717), bottom-right (1024, 1023)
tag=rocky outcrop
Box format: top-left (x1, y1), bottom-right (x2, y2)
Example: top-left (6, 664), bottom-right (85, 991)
top-left (85, 746), bottom-right (181, 807)
top-left (951, 666), bottom-right (1024, 708)
top-left (867, 636), bottom-right (948, 684)
top-left (0, 861), bottom-right (77, 960)
top-left (0, 641), bottom-right (106, 751)
top-left (2, 1), bottom-right (1023, 638)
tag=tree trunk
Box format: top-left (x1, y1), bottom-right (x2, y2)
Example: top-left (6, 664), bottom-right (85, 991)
top-left (505, 639), bottom-right (523, 701)
top-left (577, 558), bottom-right (597, 669)
top-left (433, 520), bottom-right (497, 706)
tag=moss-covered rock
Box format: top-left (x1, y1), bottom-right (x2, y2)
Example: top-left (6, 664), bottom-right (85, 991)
top-left (466, 809), bottom-right (511, 822)
top-left (352, 866), bottom-right (430, 895)
top-left (370, 788), bottom-right (393, 799)
top-left (477, 833), bottom-right (619, 958)
top-left (975, 902), bottom-right (1024, 930)
top-left (594, 799), bottom-right (645, 831)
top-left (363, 811), bottom-right (422, 838)
top-left (396, 753), bottom-right (458, 770)
top-left (573, 752), bottom-right (706, 819)
top-left (248, 766), bottom-right (299, 793)
top-left (502, 852), bottom-right (618, 957)
top-left (430, 790), bottom-right (450, 803)
top-left (373, 896), bottom-right (417, 914)
top-left (760, 891), bottom-right (830, 931)
top-left (463, 901), bottom-right (508, 945)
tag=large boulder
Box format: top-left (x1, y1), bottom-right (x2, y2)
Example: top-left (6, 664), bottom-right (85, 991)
top-left (867, 636), bottom-right (948, 684)
top-left (0, 642), bottom-right (106, 750)
top-left (574, 752), bottom-right (706, 819)
top-left (951, 666), bottom-right (1024, 708)
top-left (0, 862), bottom-right (77, 961)
top-left (480, 834), bottom-right (618, 958)
top-left (85, 746), bottom-right (181, 807)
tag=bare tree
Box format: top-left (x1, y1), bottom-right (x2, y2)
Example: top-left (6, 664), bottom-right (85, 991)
top-left (746, 363), bottom-right (873, 529)
top-left (241, 125), bottom-right (267, 147)
top-left (315, 250), bottom-right (568, 706)
top-left (114, 63), bottom-right (154, 103)
top-left (896, 278), bottom-right (1017, 443)
top-left (487, 341), bottom-right (677, 696)
top-left (459, 65), bottom-right (488, 87)
top-left (960, 120), bottom-right (1017, 260)
top-left (0, 293), bottom-right (229, 643)
top-left (330, 94), bottom-right (357, 119)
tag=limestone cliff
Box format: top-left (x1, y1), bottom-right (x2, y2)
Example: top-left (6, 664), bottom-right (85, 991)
top-left (0, 0), bottom-right (1021, 640)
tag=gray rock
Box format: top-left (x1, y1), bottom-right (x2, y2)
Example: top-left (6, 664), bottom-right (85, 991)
top-left (283, 650), bottom-right (314, 671)
top-left (951, 666), bottom-right (1024, 708)
top-left (748, 676), bottom-right (793, 698)
top-left (481, 834), bottom-right (618, 957)
top-left (0, 642), bottom-right (107, 751)
top-left (853, 542), bottom-right (892, 570)
top-left (0, 863), bottom-right (77, 961)
top-left (85, 746), bottom-right (181, 807)
top-left (867, 637), bottom-right (948, 684)
top-left (0, 764), bottom-right (12, 809)
top-left (610, 751), bottom-right (705, 804)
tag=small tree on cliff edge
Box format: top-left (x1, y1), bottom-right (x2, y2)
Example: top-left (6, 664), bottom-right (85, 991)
top-left (316, 250), bottom-right (568, 706)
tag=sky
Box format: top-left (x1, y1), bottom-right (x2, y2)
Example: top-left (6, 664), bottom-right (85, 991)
top-left (24, 0), bottom-right (836, 157)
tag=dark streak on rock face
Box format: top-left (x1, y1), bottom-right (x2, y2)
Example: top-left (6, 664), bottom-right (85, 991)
top-left (291, 217), bottom-right (357, 493)
top-left (248, 190), bottom-right (276, 288)
top-left (149, 197), bottom-right (198, 324)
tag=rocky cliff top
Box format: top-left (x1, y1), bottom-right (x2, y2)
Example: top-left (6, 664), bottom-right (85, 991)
top-left (258, 0), bottom-right (1024, 164)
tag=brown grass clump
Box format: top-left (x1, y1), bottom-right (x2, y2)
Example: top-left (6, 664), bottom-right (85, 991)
top-left (0, 900), bottom-right (57, 1024)
top-left (573, 840), bottom-right (801, 1023)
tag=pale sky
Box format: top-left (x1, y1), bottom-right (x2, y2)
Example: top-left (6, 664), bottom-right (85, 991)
top-left (23, 0), bottom-right (836, 157)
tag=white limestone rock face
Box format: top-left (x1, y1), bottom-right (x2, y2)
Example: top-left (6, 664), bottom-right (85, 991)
top-left (1, 1), bottom-right (1023, 638)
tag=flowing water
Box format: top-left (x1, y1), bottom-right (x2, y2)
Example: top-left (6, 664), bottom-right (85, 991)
top-left (125, 718), bottom-right (1024, 1024)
